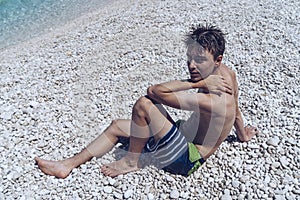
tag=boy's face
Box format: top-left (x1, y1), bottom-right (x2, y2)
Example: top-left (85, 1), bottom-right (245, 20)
top-left (186, 44), bottom-right (218, 82)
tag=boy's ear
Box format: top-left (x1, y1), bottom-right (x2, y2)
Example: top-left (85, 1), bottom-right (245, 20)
top-left (215, 55), bottom-right (223, 67)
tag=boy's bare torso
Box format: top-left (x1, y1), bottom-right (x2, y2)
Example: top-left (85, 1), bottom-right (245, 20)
top-left (181, 64), bottom-right (237, 159)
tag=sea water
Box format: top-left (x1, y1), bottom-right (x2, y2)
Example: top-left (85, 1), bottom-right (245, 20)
top-left (0, 0), bottom-right (109, 49)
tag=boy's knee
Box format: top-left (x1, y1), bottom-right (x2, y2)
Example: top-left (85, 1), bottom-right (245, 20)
top-left (133, 96), bottom-right (153, 117)
top-left (136, 96), bottom-right (153, 109)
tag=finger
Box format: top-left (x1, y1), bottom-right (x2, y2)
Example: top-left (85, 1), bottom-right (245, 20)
top-left (226, 87), bottom-right (233, 95)
top-left (219, 85), bottom-right (232, 95)
top-left (221, 76), bottom-right (227, 83)
top-left (223, 81), bottom-right (232, 90)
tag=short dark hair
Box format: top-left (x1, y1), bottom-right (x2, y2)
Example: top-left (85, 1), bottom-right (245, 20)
top-left (185, 24), bottom-right (226, 60)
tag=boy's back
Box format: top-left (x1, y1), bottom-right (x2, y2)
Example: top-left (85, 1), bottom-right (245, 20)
top-left (181, 64), bottom-right (237, 159)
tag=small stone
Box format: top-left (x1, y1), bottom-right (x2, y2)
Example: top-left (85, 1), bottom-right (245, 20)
top-left (6, 171), bottom-right (21, 180)
top-left (170, 189), bottom-right (180, 199)
top-left (113, 192), bottom-right (123, 199)
top-left (180, 192), bottom-right (189, 198)
top-left (208, 177), bottom-right (214, 183)
top-left (267, 136), bottom-right (280, 147)
top-left (29, 101), bottom-right (39, 108)
top-left (124, 189), bottom-right (133, 199)
top-left (274, 195), bottom-right (285, 200)
top-left (66, 51), bottom-right (73, 56)
top-left (0, 111), bottom-right (14, 120)
top-left (238, 194), bottom-right (245, 200)
top-left (239, 175), bottom-right (249, 183)
top-left (193, 172), bottom-right (201, 179)
top-left (286, 138), bottom-right (296, 145)
top-left (147, 193), bottom-right (154, 200)
top-left (232, 180), bottom-right (240, 188)
top-left (294, 172), bottom-right (300, 179)
top-left (108, 178), bottom-right (117, 186)
top-left (279, 156), bottom-right (289, 168)
top-left (6, 172), bottom-right (13, 180)
top-left (224, 189), bottom-right (230, 195)
top-left (261, 143), bottom-right (268, 150)
top-left (103, 186), bottom-right (112, 194)
top-left (221, 190), bottom-right (232, 200)
top-left (272, 162), bottom-right (281, 169)
top-left (144, 185), bottom-right (150, 193)
top-left (247, 144), bottom-right (260, 149)
top-left (269, 181), bottom-right (277, 188)
top-left (160, 193), bottom-right (168, 199)
top-left (264, 175), bottom-right (271, 184)
top-left (166, 175), bottom-right (175, 182)
top-left (240, 184), bottom-right (246, 192)
top-left (221, 195), bottom-right (232, 200)
top-left (103, 180), bottom-right (109, 185)
top-left (292, 189), bottom-right (300, 195)
top-left (250, 109), bottom-right (257, 115)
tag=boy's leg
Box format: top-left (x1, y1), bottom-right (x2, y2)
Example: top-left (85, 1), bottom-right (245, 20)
top-left (101, 96), bottom-right (174, 177)
top-left (35, 119), bottom-right (131, 178)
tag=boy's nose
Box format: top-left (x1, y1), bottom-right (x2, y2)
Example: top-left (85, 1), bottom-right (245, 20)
top-left (188, 60), bottom-right (196, 71)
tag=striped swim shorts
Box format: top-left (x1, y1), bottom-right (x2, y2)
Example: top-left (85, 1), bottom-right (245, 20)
top-left (146, 124), bottom-right (205, 176)
top-left (117, 124), bottom-right (205, 176)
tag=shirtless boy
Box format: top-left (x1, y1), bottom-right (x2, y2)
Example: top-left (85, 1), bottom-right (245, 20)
top-left (35, 24), bottom-right (258, 178)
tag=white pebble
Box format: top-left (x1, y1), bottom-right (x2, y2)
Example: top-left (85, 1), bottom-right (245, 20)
top-left (221, 195), bottom-right (232, 200)
top-left (232, 180), bottom-right (240, 188)
top-left (29, 101), bottom-right (39, 108)
top-left (272, 162), bottom-right (281, 169)
top-left (166, 175), bottom-right (175, 182)
top-left (103, 186), bottom-right (112, 194)
top-left (108, 178), bottom-right (117, 186)
top-left (247, 144), bottom-right (260, 149)
top-left (124, 189), bottom-right (133, 199)
top-left (279, 156), bottom-right (289, 168)
top-left (113, 192), bottom-right (123, 199)
top-left (147, 193), bottom-right (154, 200)
top-left (170, 189), bottom-right (180, 199)
top-left (266, 136), bottom-right (280, 147)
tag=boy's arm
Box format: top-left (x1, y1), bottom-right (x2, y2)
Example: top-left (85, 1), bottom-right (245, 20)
top-left (232, 72), bottom-right (258, 142)
top-left (147, 75), bottom-right (232, 111)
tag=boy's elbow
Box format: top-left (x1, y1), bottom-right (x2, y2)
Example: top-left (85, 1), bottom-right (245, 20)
top-left (147, 86), bottom-right (153, 96)
top-left (147, 85), bottom-right (156, 98)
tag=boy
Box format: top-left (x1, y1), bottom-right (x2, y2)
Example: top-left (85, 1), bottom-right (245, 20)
top-left (35, 24), bottom-right (258, 178)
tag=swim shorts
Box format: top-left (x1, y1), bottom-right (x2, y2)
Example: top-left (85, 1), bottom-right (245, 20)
top-left (117, 123), bottom-right (205, 176)
top-left (146, 124), bottom-right (205, 176)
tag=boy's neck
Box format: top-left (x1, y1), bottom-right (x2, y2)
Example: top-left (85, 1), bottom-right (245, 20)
top-left (211, 65), bottom-right (221, 76)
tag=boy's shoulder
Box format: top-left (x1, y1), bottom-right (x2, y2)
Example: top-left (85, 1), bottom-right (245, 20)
top-left (220, 64), bottom-right (237, 80)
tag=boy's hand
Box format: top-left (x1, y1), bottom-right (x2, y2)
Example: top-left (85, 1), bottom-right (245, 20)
top-left (238, 125), bottom-right (259, 142)
top-left (203, 75), bottom-right (232, 95)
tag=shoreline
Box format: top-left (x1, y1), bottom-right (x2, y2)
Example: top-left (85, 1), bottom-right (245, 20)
top-left (1, 0), bottom-right (299, 199)
top-left (0, 0), bottom-right (113, 50)
top-left (0, 0), bottom-right (118, 52)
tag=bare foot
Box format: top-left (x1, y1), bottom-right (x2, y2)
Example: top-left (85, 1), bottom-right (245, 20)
top-left (35, 157), bottom-right (72, 179)
top-left (101, 157), bottom-right (139, 177)
top-left (239, 125), bottom-right (259, 142)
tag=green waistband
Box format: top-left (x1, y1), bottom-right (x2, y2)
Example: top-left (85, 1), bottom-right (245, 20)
top-left (187, 142), bottom-right (203, 176)
top-left (188, 142), bottom-right (201, 162)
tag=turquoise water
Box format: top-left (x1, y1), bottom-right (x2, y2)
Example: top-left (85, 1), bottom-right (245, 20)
top-left (0, 0), bottom-right (109, 49)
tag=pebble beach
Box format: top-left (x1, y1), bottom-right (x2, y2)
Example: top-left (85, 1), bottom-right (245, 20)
top-left (0, 0), bottom-right (299, 199)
